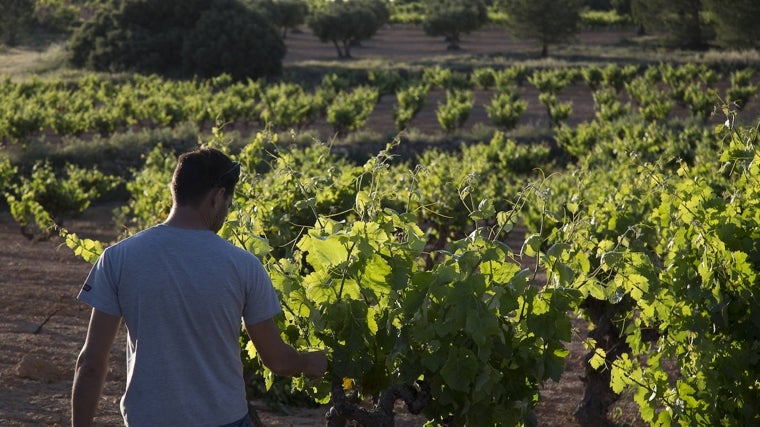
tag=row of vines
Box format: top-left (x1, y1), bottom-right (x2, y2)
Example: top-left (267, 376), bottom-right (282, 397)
top-left (1, 62), bottom-right (758, 143)
top-left (1, 64), bottom-right (759, 426)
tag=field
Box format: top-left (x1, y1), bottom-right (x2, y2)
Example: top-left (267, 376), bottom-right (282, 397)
top-left (1, 24), bottom-right (757, 426)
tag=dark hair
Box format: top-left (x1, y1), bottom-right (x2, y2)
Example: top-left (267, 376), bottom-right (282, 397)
top-left (171, 147), bottom-right (239, 206)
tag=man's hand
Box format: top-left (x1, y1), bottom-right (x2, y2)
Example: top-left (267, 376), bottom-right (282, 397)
top-left (246, 319), bottom-right (329, 379)
top-left (300, 350), bottom-right (328, 379)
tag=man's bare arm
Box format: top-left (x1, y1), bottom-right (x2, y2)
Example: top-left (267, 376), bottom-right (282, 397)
top-left (71, 309), bottom-right (120, 427)
top-left (245, 318), bottom-right (327, 378)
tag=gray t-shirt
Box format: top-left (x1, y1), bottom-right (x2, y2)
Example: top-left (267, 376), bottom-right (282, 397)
top-left (77, 224), bottom-right (281, 427)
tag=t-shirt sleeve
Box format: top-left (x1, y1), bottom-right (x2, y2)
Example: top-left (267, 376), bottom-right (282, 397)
top-left (242, 257), bottom-right (282, 325)
top-left (77, 248), bottom-right (122, 317)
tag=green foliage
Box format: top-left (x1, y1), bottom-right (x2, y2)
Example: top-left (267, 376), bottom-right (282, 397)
top-left (528, 68), bottom-right (577, 94)
top-left (500, 0), bottom-right (583, 56)
top-left (494, 65), bottom-right (529, 90)
top-left (540, 117), bottom-right (760, 426)
top-left (223, 132), bottom-right (364, 257)
top-left (607, 64), bottom-right (639, 92)
top-left (258, 82), bottom-right (318, 130)
top-left (4, 161), bottom-right (120, 237)
top-left (470, 67), bottom-right (496, 90)
top-left (436, 89), bottom-right (474, 132)
top-left (0, 156), bottom-right (17, 194)
top-left (246, 0), bottom-right (308, 38)
top-left (421, 0), bottom-right (488, 50)
top-left (631, 0), bottom-right (710, 49)
top-left (33, 0), bottom-right (81, 33)
top-left (307, 0), bottom-right (388, 58)
top-left (486, 90), bottom-right (527, 130)
top-left (394, 83), bottom-right (429, 130)
top-left (181, 3), bottom-right (285, 79)
top-left (224, 139), bottom-right (574, 425)
top-left (624, 75), bottom-right (674, 121)
top-left (538, 92), bottom-right (572, 127)
top-left (114, 144), bottom-right (175, 233)
top-left (0, 0), bottom-right (34, 45)
top-left (69, 0), bottom-right (285, 79)
top-left (422, 65), bottom-right (471, 90)
top-left (580, 8), bottom-right (634, 29)
top-left (326, 86), bottom-right (379, 134)
top-left (554, 120), bottom-right (608, 161)
top-left (0, 74), bottom-right (264, 143)
top-left (703, 0), bottom-right (760, 49)
top-left (591, 87), bottom-right (628, 122)
top-left (581, 65), bottom-right (605, 91)
top-left (581, 63), bottom-right (640, 93)
top-left (368, 69), bottom-right (404, 96)
top-left (726, 68), bottom-right (757, 110)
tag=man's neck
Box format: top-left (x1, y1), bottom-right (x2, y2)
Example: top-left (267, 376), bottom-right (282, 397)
top-left (163, 206), bottom-right (210, 230)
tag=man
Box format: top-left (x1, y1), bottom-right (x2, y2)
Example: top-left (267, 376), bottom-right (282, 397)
top-left (71, 147), bottom-right (327, 427)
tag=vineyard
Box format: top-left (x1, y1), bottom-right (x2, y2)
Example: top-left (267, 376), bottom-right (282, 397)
top-left (2, 25), bottom-right (760, 426)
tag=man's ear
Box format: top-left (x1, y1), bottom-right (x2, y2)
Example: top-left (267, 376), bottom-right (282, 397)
top-left (211, 187), bottom-right (227, 207)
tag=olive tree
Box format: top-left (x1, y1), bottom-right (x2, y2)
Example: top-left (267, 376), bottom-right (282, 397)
top-left (499, 0), bottom-right (582, 57)
top-left (246, 0), bottom-right (308, 38)
top-left (307, 0), bottom-right (388, 58)
top-left (703, 0), bottom-right (760, 49)
top-left (630, 0), bottom-right (709, 49)
top-left (422, 0), bottom-right (488, 50)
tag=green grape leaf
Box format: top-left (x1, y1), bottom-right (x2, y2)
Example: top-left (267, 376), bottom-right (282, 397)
top-left (589, 348), bottom-right (607, 370)
top-left (521, 233), bottom-right (542, 257)
top-left (440, 347), bottom-right (478, 392)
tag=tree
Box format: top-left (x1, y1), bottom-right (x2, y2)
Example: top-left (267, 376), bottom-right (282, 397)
top-left (68, 0), bottom-right (285, 79)
top-left (182, 3), bottom-right (285, 79)
top-left (307, 0), bottom-right (388, 58)
top-left (703, 0), bottom-right (760, 49)
top-left (421, 0), bottom-right (488, 50)
top-left (247, 0), bottom-right (308, 38)
top-left (631, 0), bottom-right (710, 49)
top-left (0, 0), bottom-right (35, 46)
top-left (500, 0), bottom-right (582, 57)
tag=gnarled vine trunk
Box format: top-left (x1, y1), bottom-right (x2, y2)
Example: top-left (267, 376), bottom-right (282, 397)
top-left (325, 381), bottom-right (430, 427)
top-left (574, 298), bottom-right (630, 427)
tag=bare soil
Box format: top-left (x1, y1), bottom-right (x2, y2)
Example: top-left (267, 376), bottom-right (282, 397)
top-left (2, 24), bottom-right (743, 427)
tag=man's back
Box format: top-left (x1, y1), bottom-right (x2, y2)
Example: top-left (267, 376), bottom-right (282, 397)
top-left (78, 224), bottom-right (281, 426)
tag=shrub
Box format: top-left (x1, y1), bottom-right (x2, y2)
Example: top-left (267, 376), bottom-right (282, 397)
top-left (368, 69), bottom-right (404, 96)
top-left (4, 161), bottom-right (120, 237)
top-left (486, 91), bottom-right (527, 130)
top-left (538, 92), bottom-right (573, 127)
top-left (436, 89), bottom-right (474, 132)
top-left (182, 3), bottom-right (285, 79)
top-left (394, 83), bottom-right (429, 130)
top-left (592, 87), bottom-right (628, 122)
top-left (470, 68), bottom-right (496, 90)
top-left (257, 82), bottom-right (318, 130)
top-left (69, 0), bottom-right (285, 80)
top-left (327, 86), bottom-right (380, 134)
top-left (726, 69), bottom-right (757, 110)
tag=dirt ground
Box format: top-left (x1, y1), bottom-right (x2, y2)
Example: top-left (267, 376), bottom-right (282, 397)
top-left (1, 24), bottom-right (735, 427)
